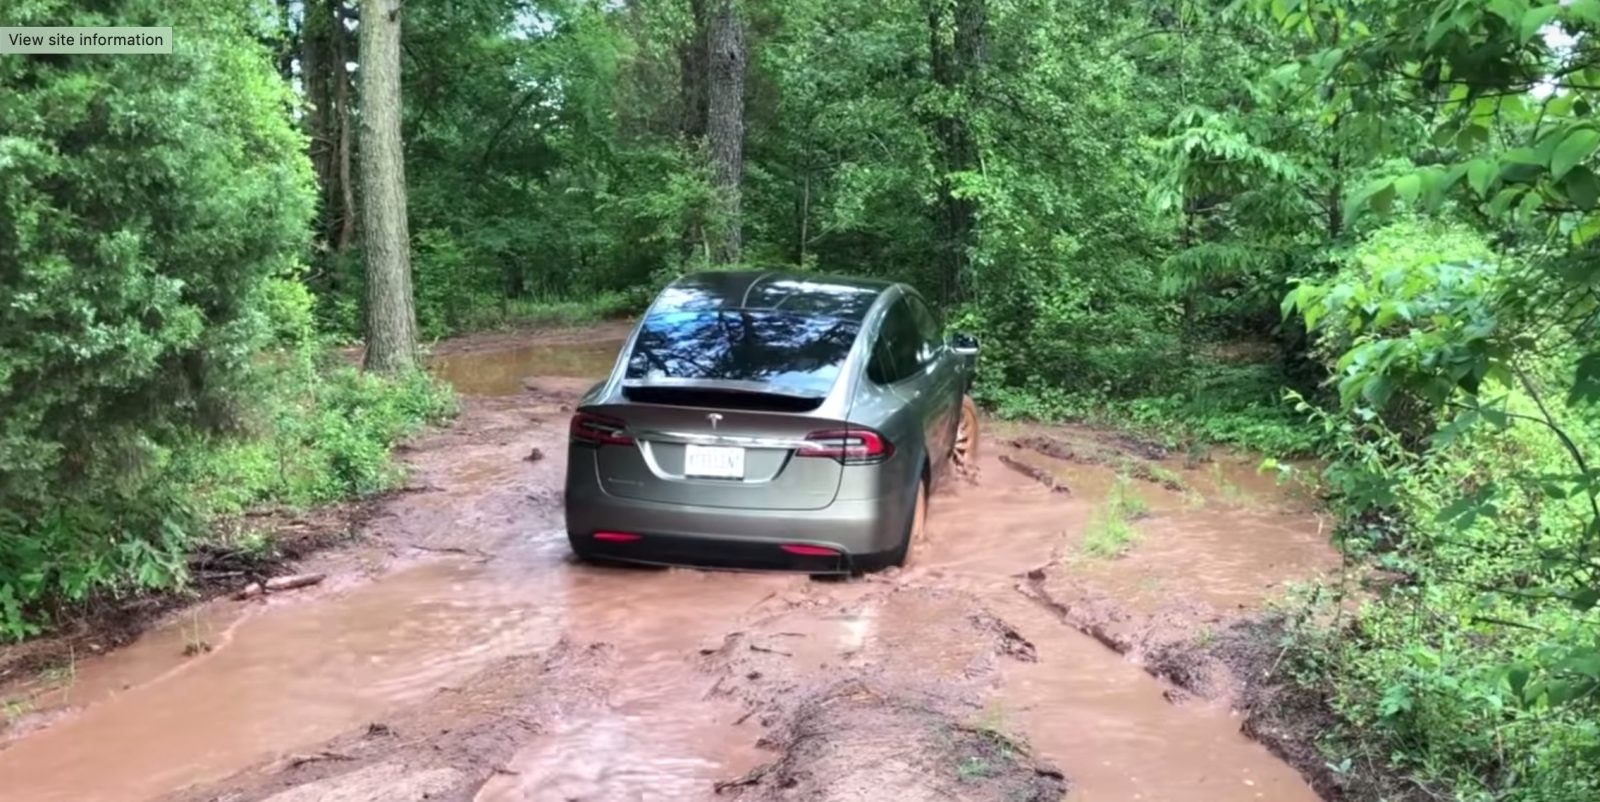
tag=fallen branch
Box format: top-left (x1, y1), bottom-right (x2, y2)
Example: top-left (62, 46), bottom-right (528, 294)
top-left (405, 543), bottom-right (495, 560)
top-left (234, 573), bottom-right (327, 600)
top-left (998, 455), bottom-right (1070, 494)
top-left (286, 750), bottom-right (354, 768)
top-left (713, 764), bottom-right (770, 794)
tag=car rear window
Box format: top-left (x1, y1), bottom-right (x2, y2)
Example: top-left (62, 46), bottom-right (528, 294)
top-left (624, 309), bottom-right (861, 397)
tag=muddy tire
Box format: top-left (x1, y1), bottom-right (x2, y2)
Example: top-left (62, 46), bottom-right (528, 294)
top-left (952, 394), bottom-right (980, 467)
top-left (884, 469), bottom-right (929, 570)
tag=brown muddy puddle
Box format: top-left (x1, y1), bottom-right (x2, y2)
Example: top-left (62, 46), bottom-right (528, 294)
top-left (0, 340), bottom-right (1338, 802)
top-left (430, 338), bottom-right (625, 395)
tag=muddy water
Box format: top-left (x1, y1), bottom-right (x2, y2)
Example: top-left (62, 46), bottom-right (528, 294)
top-left (914, 464), bottom-right (1326, 802)
top-left (0, 559), bottom-right (565, 802)
top-left (0, 337), bottom-right (1337, 802)
top-left (430, 338), bottom-right (626, 395)
top-left (991, 596), bottom-right (1309, 802)
top-left (474, 569), bottom-right (786, 802)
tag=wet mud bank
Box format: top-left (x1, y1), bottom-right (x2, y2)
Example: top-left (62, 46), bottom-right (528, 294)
top-left (1, 325), bottom-right (1350, 802)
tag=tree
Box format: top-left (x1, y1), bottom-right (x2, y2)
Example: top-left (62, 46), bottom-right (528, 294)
top-left (304, 0), bottom-right (359, 255)
top-left (926, 0), bottom-right (986, 303)
top-left (706, 0), bottom-right (746, 264)
top-left (0, 0), bottom-right (315, 634)
top-left (359, 0), bottom-right (419, 372)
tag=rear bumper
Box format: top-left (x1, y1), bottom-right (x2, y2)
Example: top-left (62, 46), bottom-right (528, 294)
top-left (564, 458), bottom-right (910, 574)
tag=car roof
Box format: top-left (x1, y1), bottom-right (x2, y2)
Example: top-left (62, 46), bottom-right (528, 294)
top-left (654, 270), bottom-right (897, 323)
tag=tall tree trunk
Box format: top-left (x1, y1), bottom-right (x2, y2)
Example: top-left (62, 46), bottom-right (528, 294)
top-left (678, 0), bottom-right (709, 140)
top-left (706, 0), bottom-right (745, 265)
top-left (359, 0), bottom-right (417, 373)
top-left (333, 5), bottom-right (356, 252)
top-left (927, 0), bottom-right (985, 304)
top-left (303, 0), bottom-right (334, 243)
top-left (303, 0), bottom-right (357, 259)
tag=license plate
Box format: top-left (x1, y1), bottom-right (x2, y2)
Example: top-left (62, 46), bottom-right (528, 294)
top-left (684, 444), bottom-right (745, 479)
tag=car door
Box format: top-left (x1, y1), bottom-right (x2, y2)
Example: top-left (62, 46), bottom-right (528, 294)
top-left (870, 293), bottom-right (949, 480)
top-left (903, 293), bottom-right (961, 479)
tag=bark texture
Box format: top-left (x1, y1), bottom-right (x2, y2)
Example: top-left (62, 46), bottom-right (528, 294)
top-left (358, 0), bottom-right (418, 373)
top-left (303, 0), bottom-right (358, 255)
top-left (678, 0), bottom-right (709, 140)
top-left (706, 0), bottom-right (746, 265)
top-left (927, 0), bottom-right (986, 304)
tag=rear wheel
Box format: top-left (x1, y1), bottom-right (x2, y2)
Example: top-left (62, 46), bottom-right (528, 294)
top-left (882, 470), bottom-right (928, 570)
top-left (952, 395), bottom-right (980, 467)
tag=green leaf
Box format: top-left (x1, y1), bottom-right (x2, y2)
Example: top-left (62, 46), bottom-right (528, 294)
top-left (1369, 181), bottom-right (1395, 216)
top-left (1571, 352), bottom-right (1600, 404)
top-left (1394, 174), bottom-right (1421, 204)
top-left (1551, 128), bottom-right (1600, 180)
top-left (1488, 0), bottom-right (1528, 25)
top-left (1508, 664), bottom-right (1532, 699)
top-left (1456, 124), bottom-right (1490, 151)
top-left (1573, 0), bottom-right (1600, 24)
top-left (1521, 4), bottom-right (1561, 43)
top-left (1488, 186), bottom-right (1523, 216)
top-left (1468, 159), bottom-right (1497, 197)
top-left (1572, 588), bottom-right (1600, 612)
top-left (1573, 214), bottom-right (1600, 246)
top-left (1561, 165), bottom-right (1600, 208)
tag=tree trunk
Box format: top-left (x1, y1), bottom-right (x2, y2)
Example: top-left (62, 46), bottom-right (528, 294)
top-left (359, 0), bottom-right (418, 373)
top-left (333, 5), bottom-right (356, 252)
top-left (678, 0), bottom-right (709, 140)
top-left (927, 0), bottom-right (985, 304)
top-left (303, 0), bottom-right (334, 244)
top-left (706, 0), bottom-right (745, 265)
top-left (303, 0), bottom-right (358, 259)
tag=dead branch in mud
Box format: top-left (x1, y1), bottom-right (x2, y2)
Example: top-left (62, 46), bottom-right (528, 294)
top-left (285, 750), bottom-right (354, 768)
top-left (403, 543), bottom-right (496, 560)
top-left (749, 644), bottom-right (793, 657)
top-left (998, 455), bottom-right (1070, 494)
top-left (234, 573), bottom-right (326, 600)
top-left (713, 764), bottom-right (771, 794)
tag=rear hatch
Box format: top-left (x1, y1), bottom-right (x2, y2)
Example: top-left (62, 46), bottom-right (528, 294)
top-left (578, 307), bottom-right (867, 511)
top-left (582, 392), bottom-right (848, 510)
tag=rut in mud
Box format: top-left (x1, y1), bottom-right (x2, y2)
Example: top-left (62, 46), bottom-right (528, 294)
top-left (0, 324), bottom-right (1342, 802)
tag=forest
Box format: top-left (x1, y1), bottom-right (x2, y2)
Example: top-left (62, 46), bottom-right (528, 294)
top-left (2, 0), bottom-right (1599, 799)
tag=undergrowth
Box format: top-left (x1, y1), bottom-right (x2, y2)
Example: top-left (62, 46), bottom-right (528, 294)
top-left (1080, 476), bottom-right (1148, 559)
top-left (0, 286), bottom-right (456, 641)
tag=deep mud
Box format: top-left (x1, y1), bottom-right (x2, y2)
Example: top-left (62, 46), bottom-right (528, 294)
top-left (0, 324), bottom-right (1344, 802)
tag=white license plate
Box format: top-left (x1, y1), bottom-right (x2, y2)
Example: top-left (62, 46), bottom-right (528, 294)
top-left (684, 444), bottom-right (745, 479)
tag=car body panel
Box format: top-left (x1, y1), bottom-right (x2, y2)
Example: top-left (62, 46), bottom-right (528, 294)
top-left (563, 270), bottom-right (975, 573)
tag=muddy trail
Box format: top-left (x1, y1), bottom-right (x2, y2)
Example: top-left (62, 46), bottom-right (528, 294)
top-left (0, 324), bottom-right (1341, 802)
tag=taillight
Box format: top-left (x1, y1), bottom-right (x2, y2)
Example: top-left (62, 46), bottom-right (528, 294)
top-left (570, 412), bottom-right (633, 446)
top-left (798, 428), bottom-right (892, 464)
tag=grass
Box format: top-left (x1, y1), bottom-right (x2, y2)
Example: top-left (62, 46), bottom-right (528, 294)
top-left (1080, 475), bottom-right (1148, 559)
top-left (957, 756), bottom-right (995, 780)
top-left (1207, 462), bottom-right (1249, 505)
top-left (3, 696), bottom-right (33, 726)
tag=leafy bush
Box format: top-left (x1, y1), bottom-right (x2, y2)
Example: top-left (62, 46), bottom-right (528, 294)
top-left (0, 2), bottom-right (457, 640)
top-left (1280, 218), bottom-right (1600, 799)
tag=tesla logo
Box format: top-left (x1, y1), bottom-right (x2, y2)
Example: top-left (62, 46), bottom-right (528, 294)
top-left (707, 413), bottom-right (723, 429)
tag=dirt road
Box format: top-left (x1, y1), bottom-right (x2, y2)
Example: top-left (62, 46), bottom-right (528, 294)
top-left (0, 324), bottom-right (1342, 802)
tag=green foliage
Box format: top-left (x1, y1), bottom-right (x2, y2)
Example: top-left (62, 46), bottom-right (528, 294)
top-left (0, 0), bottom-right (455, 639)
top-left (1284, 200), bottom-right (1600, 796)
top-left (1080, 476), bottom-right (1147, 559)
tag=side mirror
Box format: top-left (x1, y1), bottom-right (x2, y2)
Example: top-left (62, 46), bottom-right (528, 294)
top-left (948, 331), bottom-right (980, 355)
